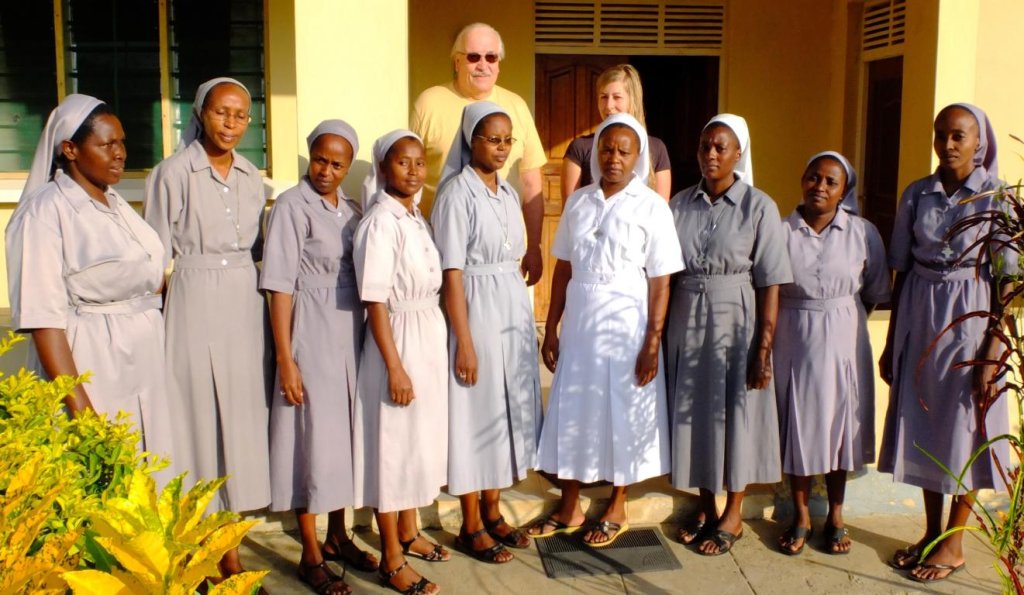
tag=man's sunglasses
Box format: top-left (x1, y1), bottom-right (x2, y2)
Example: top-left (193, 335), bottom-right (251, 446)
top-left (461, 52), bottom-right (499, 64)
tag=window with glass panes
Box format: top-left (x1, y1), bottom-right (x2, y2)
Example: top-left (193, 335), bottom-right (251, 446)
top-left (0, 0), bottom-right (266, 174)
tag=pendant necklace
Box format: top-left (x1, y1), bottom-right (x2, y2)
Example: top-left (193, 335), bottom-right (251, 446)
top-left (591, 192), bottom-right (628, 241)
top-left (696, 199), bottom-right (728, 271)
top-left (481, 184), bottom-right (514, 251)
top-left (102, 197), bottom-right (155, 261)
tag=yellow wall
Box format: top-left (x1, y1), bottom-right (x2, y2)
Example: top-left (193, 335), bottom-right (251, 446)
top-left (719, 0), bottom-right (850, 214)
top-left (974, 0), bottom-right (1024, 185)
top-left (286, 0), bottom-right (410, 197)
top-left (407, 0), bottom-right (536, 111)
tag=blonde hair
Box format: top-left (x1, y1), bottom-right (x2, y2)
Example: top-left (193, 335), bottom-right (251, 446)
top-left (596, 65), bottom-right (646, 128)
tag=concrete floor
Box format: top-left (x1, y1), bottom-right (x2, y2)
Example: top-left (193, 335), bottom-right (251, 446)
top-left (241, 515), bottom-right (1004, 594)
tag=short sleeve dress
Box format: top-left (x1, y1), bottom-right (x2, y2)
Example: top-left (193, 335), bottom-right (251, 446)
top-left (261, 178), bottom-right (364, 514)
top-left (6, 171), bottom-right (175, 482)
top-left (773, 208), bottom-right (891, 476)
top-left (878, 167), bottom-right (1011, 493)
top-left (143, 139), bottom-right (271, 513)
top-left (431, 165), bottom-right (542, 495)
top-left (667, 179), bottom-right (793, 492)
top-left (352, 193), bottom-right (448, 512)
top-left (538, 176), bottom-right (684, 485)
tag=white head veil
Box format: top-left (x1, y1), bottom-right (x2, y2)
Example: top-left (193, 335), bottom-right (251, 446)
top-left (704, 113), bottom-right (753, 186)
top-left (305, 119), bottom-right (359, 157)
top-left (438, 101), bottom-right (508, 191)
top-left (19, 94), bottom-right (105, 206)
top-left (805, 150), bottom-right (859, 215)
top-left (360, 129), bottom-right (423, 211)
top-left (588, 113), bottom-right (649, 187)
top-left (177, 77), bottom-right (251, 151)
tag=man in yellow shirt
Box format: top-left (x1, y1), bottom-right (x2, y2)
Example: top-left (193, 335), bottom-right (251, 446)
top-left (411, 22), bottom-right (546, 286)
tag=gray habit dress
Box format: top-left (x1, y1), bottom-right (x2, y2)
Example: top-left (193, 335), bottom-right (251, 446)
top-left (261, 178), bottom-right (364, 513)
top-left (667, 179), bottom-right (793, 492)
top-left (7, 171), bottom-right (175, 484)
top-left (774, 208), bottom-right (891, 476)
top-left (144, 139), bottom-right (271, 513)
top-left (878, 167), bottom-right (1011, 493)
top-left (431, 165), bottom-right (541, 495)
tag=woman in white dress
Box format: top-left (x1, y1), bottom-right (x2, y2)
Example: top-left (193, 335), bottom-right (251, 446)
top-left (6, 95), bottom-right (173, 483)
top-left (531, 113), bottom-right (683, 547)
top-left (353, 130), bottom-right (448, 595)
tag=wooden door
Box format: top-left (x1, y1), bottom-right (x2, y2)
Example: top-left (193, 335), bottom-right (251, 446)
top-left (533, 55), bottom-right (619, 322)
top-left (862, 56), bottom-right (903, 252)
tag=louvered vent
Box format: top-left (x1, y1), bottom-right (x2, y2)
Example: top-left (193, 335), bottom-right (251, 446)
top-left (536, 1), bottom-right (725, 54)
top-left (862, 0), bottom-right (906, 56)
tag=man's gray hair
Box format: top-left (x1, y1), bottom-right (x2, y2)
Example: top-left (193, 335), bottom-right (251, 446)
top-left (450, 22), bottom-right (506, 63)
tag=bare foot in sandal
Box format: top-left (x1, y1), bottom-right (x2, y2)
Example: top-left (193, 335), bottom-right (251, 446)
top-left (399, 533), bottom-right (451, 562)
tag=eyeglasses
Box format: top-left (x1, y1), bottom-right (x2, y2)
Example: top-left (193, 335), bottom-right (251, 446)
top-left (474, 135), bottom-right (516, 147)
top-left (206, 108), bottom-right (252, 125)
top-left (461, 52), bottom-right (500, 64)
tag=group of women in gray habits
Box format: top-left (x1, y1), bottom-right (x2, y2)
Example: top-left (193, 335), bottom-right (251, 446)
top-left (4, 63), bottom-right (1010, 594)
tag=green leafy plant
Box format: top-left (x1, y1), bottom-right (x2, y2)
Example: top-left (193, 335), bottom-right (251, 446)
top-left (0, 331), bottom-right (266, 594)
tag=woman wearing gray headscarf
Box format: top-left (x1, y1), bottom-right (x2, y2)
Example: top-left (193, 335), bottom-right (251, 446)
top-left (773, 152), bottom-right (890, 556)
top-left (431, 102), bottom-right (542, 564)
top-left (6, 94), bottom-right (174, 483)
top-left (143, 77), bottom-right (270, 581)
top-left (262, 120), bottom-right (378, 594)
top-left (878, 103), bottom-right (1011, 583)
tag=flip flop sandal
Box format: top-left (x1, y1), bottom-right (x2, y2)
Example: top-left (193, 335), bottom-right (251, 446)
top-left (677, 516), bottom-right (709, 545)
top-left (526, 515), bottom-right (583, 538)
top-left (298, 560), bottom-right (351, 595)
top-left (321, 537), bottom-right (380, 572)
top-left (454, 527), bottom-right (513, 564)
top-left (400, 533), bottom-right (449, 562)
top-left (698, 529), bottom-right (743, 556)
top-left (584, 520), bottom-right (630, 548)
top-left (484, 515), bottom-right (531, 549)
top-left (778, 525), bottom-right (813, 556)
top-left (378, 560), bottom-right (434, 595)
top-left (889, 545), bottom-right (924, 570)
top-left (908, 562), bottom-right (966, 583)
top-left (823, 524), bottom-right (851, 556)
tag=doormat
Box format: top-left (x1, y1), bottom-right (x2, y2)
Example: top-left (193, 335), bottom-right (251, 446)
top-left (535, 527), bottom-right (681, 579)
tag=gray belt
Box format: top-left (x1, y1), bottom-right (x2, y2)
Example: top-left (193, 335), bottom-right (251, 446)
top-left (912, 262), bottom-right (979, 282)
top-left (677, 272), bottom-right (752, 293)
top-left (779, 295), bottom-right (856, 311)
top-left (174, 252), bottom-right (253, 270)
top-left (463, 261), bottom-right (519, 277)
top-left (75, 293), bottom-right (162, 315)
top-left (297, 272), bottom-right (356, 290)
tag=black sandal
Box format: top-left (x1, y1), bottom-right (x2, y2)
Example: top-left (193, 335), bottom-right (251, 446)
top-left (298, 560), bottom-right (351, 595)
top-left (455, 527), bottom-right (512, 564)
top-left (400, 533), bottom-right (450, 562)
top-left (698, 529), bottom-right (743, 556)
top-left (677, 516), bottom-right (711, 545)
top-left (321, 535), bottom-right (379, 572)
top-left (823, 524), bottom-right (851, 555)
top-left (890, 544), bottom-right (924, 570)
top-left (777, 525), bottom-right (813, 556)
top-left (378, 560), bottom-right (434, 595)
top-left (484, 515), bottom-right (531, 549)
